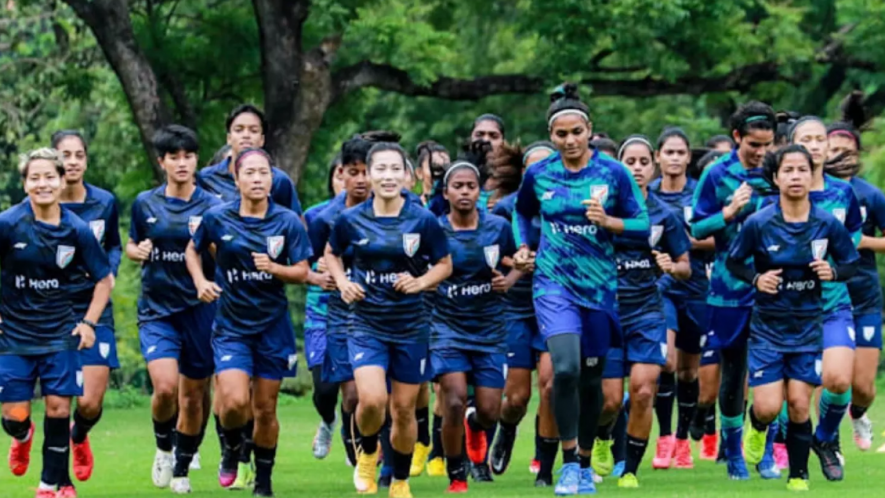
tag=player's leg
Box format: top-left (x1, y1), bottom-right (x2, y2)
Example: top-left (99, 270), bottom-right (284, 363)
top-left (652, 329), bottom-right (677, 470)
top-left (349, 334), bottom-right (390, 494)
top-left (593, 359), bottom-right (624, 478)
top-left (850, 313), bottom-right (881, 451)
top-left (438, 370), bottom-right (469, 492)
top-left (409, 382), bottom-right (432, 476)
top-left (814, 311), bottom-right (855, 481)
top-left (1, 354), bottom-right (36, 478)
top-left (251, 377), bottom-right (283, 497)
top-left (785, 377), bottom-right (815, 491)
top-left (535, 351), bottom-right (558, 487)
top-left (492, 317), bottom-right (534, 476)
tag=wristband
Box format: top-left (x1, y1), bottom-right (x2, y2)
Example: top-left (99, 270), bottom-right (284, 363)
top-left (79, 319), bottom-right (98, 329)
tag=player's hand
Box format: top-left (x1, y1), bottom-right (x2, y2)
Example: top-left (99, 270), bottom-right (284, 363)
top-left (196, 279), bottom-right (223, 303)
top-left (316, 257), bottom-right (328, 274)
top-left (132, 239), bottom-right (153, 261)
top-left (491, 269), bottom-right (510, 293)
top-left (394, 273), bottom-right (426, 294)
top-left (582, 198), bottom-right (610, 229)
top-left (72, 322), bottom-right (96, 350)
top-left (810, 260), bottom-right (835, 281)
top-left (652, 250), bottom-right (674, 274)
top-left (314, 272), bottom-right (337, 291)
top-left (724, 182), bottom-right (752, 220)
top-left (339, 281), bottom-right (366, 303)
top-left (756, 269), bottom-right (782, 295)
top-left (252, 253), bottom-right (276, 274)
top-left (513, 247), bottom-right (536, 272)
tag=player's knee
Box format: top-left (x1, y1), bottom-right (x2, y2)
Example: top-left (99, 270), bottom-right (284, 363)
top-left (505, 386), bottom-right (530, 412)
top-left (852, 378), bottom-right (876, 405)
top-left (822, 372), bottom-right (851, 394)
top-left (76, 399), bottom-right (103, 420)
top-left (44, 399), bottom-right (71, 419)
top-left (442, 393), bottom-right (467, 422)
top-left (787, 395), bottom-right (810, 422)
top-left (179, 388), bottom-right (204, 419)
top-left (359, 395), bottom-right (386, 421)
top-left (341, 384), bottom-right (359, 412)
top-left (676, 364), bottom-right (697, 383)
top-left (630, 382), bottom-right (656, 410)
top-left (221, 390), bottom-right (251, 417)
top-left (539, 375), bottom-right (554, 404)
top-left (602, 393), bottom-right (623, 416)
top-left (252, 402), bottom-right (278, 428)
top-left (152, 379), bottom-right (178, 406)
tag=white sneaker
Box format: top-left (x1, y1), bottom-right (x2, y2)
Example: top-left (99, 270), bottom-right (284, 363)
top-left (313, 419), bottom-right (336, 459)
top-left (170, 477), bottom-right (192, 494)
top-left (189, 451), bottom-right (201, 471)
top-left (153, 449), bottom-right (174, 488)
top-left (852, 414), bottom-right (874, 451)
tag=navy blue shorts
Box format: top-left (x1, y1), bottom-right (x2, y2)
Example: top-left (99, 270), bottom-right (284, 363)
top-left (748, 347), bottom-right (821, 388)
top-left (700, 331), bottom-right (721, 366)
top-left (664, 295), bottom-right (709, 355)
top-left (505, 317), bottom-right (545, 369)
top-left (854, 312), bottom-right (883, 350)
top-left (535, 294), bottom-right (619, 358)
top-left (213, 313), bottom-right (298, 381)
top-left (79, 325), bottom-right (120, 369)
top-left (603, 314), bottom-right (667, 379)
top-left (304, 324), bottom-right (327, 370)
top-left (823, 309), bottom-right (856, 350)
top-left (708, 306), bottom-right (751, 350)
top-left (348, 333), bottom-right (429, 385)
top-left (322, 333), bottom-right (353, 383)
top-left (139, 303), bottom-right (216, 379)
top-left (431, 348), bottom-right (507, 389)
top-left (0, 350), bottom-right (82, 402)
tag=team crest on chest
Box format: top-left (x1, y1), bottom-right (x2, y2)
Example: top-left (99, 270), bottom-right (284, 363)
top-left (56, 245), bottom-right (75, 269)
top-left (590, 185), bottom-right (609, 204)
top-left (484, 244), bottom-right (500, 269)
top-left (649, 225), bottom-right (664, 248)
top-left (188, 216), bottom-right (203, 236)
top-left (266, 236), bottom-right (285, 259)
top-left (89, 220), bottom-right (105, 242)
top-left (832, 208), bottom-right (846, 224)
top-left (811, 239), bottom-right (829, 260)
top-left (403, 233), bottom-right (421, 257)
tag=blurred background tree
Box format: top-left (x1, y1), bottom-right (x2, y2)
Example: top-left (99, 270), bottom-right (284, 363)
top-left (2, 0), bottom-right (885, 391)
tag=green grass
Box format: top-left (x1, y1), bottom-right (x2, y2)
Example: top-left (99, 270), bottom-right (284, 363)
top-left (2, 388), bottom-right (885, 497)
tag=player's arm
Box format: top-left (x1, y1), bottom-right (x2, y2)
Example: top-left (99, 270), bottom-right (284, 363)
top-left (125, 200), bottom-right (152, 262)
top-left (725, 219), bottom-right (759, 285)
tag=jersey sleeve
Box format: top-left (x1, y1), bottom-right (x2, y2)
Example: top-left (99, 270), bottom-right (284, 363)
top-left (328, 214), bottom-right (351, 257)
top-left (106, 198), bottom-right (123, 276)
top-left (499, 219), bottom-right (517, 260)
top-left (869, 187), bottom-right (885, 233)
top-left (192, 210), bottom-right (215, 253)
top-left (513, 167), bottom-right (540, 247)
top-left (77, 223), bottom-right (111, 283)
top-left (286, 215), bottom-right (313, 264)
top-left (422, 213), bottom-right (450, 264)
top-left (844, 186), bottom-right (863, 247)
top-left (725, 216), bottom-right (758, 284)
top-left (128, 198), bottom-right (144, 243)
top-left (691, 166), bottom-right (727, 239)
top-left (308, 209), bottom-right (332, 264)
top-left (613, 165), bottom-right (650, 240)
top-left (272, 170), bottom-right (303, 217)
top-left (829, 217), bottom-right (861, 281)
top-left (663, 210), bottom-right (691, 259)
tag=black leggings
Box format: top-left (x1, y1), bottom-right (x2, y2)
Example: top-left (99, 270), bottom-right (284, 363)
top-left (547, 334), bottom-right (606, 450)
top-left (718, 345), bottom-right (748, 418)
top-left (311, 366), bottom-right (339, 425)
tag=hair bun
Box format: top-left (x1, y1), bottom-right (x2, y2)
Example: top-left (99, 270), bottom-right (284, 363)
top-left (550, 83), bottom-right (580, 103)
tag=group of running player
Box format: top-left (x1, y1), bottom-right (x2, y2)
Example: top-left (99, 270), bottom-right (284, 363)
top-left (0, 83), bottom-right (882, 498)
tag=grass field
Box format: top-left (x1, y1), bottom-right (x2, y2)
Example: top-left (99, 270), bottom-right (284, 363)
top-left (2, 383), bottom-right (885, 498)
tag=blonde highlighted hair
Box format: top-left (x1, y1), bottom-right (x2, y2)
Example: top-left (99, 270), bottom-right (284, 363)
top-left (18, 147), bottom-right (65, 178)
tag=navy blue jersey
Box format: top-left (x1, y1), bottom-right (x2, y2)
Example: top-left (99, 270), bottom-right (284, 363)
top-left (615, 193), bottom-right (690, 319)
top-left (197, 158), bottom-right (303, 216)
top-left (309, 193), bottom-right (352, 335)
top-left (650, 177), bottom-right (711, 300)
top-left (130, 186), bottom-right (223, 322)
top-left (304, 200), bottom-right (333, 334)
top-left (491, 192), bottom-right (537, 320)
top-left (192, 200), bottom-right (312, 334)
top-left (329, 195), bottom-right (449, 343)
top-left (847, 176), bottom-right (885, 314)
top-left (728, 204), bottom-right (859, 351)
top-left (432, 212), bottom-right (515, 353)
top-left (0, 203), bottom-right (111, 355)
top-left (62, 184), bottom-right (121, 328)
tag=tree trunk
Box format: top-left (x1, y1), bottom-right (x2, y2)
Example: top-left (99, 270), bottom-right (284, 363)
top-left (63, 0), bottom-right (169, 181)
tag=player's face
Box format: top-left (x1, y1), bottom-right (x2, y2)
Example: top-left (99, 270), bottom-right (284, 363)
top-left (420, 151), bottom-right (450, 192)
top-left (524, 148), bottom-right (553, 168)
top-left (472, 121), bottom-right (503, 153)
top-left (332, 165), bottom-right (346, 195)
top-left (159, 149), bottom-right (198, 185)
top-left (656, 137), bottom-right (690, 177)
top-left (775, 152), bottom-right (813, 201)
top-left (792, 121), bottom-right (828, 168)
top-left (550, 115), bottom-right (591, 161)
top-left (56, 136), bottom-right (87, 185)
top-left (621, 144), bottom-right (655, 189)
top-left (734, 128), bottom-right (774, 168)
top-left (227, 112), bottom-right (265, 157)
top-left (369, 150), bottom-right (407, 201)
top-left (236, 155), bottom-right (273, 202)
top-left (827, 134), bottom-right (857, 163)
top-left (443, 168), bottom-right (480, 214)
top-left (343, 161), bottom-right (369, 202)
top-left (24, 160), bottom-right (63, 206)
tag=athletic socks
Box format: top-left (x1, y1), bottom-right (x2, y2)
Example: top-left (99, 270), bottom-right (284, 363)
top-left (196, 415), bottom-right (209, 450)
top-left (538, 437), bottom-right (558, 480)
top-left (153, 416), bottom-right (176, 452)
top-left (254, 445), bottom-right (277, 491)
top-left (776, 403), bottom-right (789, 443)
top-left (705, 404), bottom-right (717, 436)
top-left (446, 455), bottom-right (466, 481)
top-left (429, 413), bottom-right (444, 459)
top-left (787, 420), bottom-right (812, 479)
top-left (816, 389), bottom-right (851, 443)
top-left (850, 403), bottom-right (868, 420)
top-left (361, 431), bottom-right (379, 455)
top-left (749, 407), bottom-right (768, 433)
top-left (655, 372), bottom-right (676, 437)
top-left (533, 414), bottom-right (541, 461)
top-left (721, 414), bottom-right (743, 458)
top-left (416, 406), bottom-right (430, 446)
top-left (214, 414), bottom-right (226, 453)
top-left (483, 423), bottom-right (497, 463)
top-left (675, 378), bottom-right (699, 440)
top-left (380, 415), bottom-right (394, 468)
top-left (173, 432), bottom-right (199, 478)
top-left (2, 417), bottom-right (31, 441)
top-left (71, 408), bottom-right (102, 445)
top-left (42, 417), bottom-right (70, 487)
top-left (612, 408), bottom-right (627, 463)
top-left (392, 448), bottom-right (412, 481)
top-left (341, 408), bottom-right (361, 465)
top-left (239, 419), bottom-right (255, 464)
top-left (624, 435), bottom-right (649, 475)
top-left (562, 446), bottom-right (579, 465)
